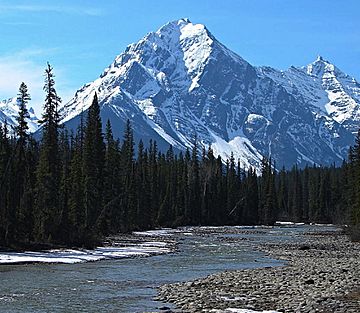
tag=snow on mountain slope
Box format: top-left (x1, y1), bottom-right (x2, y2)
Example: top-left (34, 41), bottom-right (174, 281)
top-left (60, 19), bottom-right (358, 169)
top-left (261, 56), bottom-right (360, 134)
top-left (0, 97), bottom-right (39, 133)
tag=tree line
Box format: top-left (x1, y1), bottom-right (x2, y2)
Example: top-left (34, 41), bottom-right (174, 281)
top-left (1, 64), bottom-right (359, 248)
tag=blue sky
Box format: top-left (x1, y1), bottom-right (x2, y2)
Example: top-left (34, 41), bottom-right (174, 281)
top-left (0, 0), bottom-right (359, 114)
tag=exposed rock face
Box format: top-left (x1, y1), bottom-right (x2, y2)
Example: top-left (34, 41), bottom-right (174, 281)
top-left (59, 19), bottom-right (359, 169)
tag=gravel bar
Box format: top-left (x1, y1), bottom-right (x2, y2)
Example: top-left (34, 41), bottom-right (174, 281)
top-left (156, 227), bottom-right (360, 312)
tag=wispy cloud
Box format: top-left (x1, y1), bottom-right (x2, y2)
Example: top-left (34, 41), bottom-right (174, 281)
top-left (0, 4), bottom-right (104, 16)
top-left (0, 48), bottom-right (75, 115)
top-left (0, 52), bottom-right (45, 114)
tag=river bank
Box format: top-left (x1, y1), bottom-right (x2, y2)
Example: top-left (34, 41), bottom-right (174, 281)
top-left (157, 226), bottom-right (360, 312)
top-left (0, 232), bottom-right (177, 264)
top-left (0, 228), bottom-right (281, 312)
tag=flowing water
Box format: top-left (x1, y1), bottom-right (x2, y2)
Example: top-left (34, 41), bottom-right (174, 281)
top-left (0, 225), bottom-right (333, 313)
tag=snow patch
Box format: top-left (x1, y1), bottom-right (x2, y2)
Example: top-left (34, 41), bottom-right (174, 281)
top-left (275, 221), bottom-right (305, 226)
top-left (179, 21), bottom-right (213, 91)
top-left (0, 240), bottom-right (172, 264)
top-left (133, 228), bottom-right (176, 237)
top-left (0, 97), bottom-right (39, 132)
top-left (211, 133), bottom-right (263, 171)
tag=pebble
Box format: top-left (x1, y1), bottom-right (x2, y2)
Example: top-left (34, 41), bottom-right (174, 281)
top-left (156, 227), bottom-right (360, 312)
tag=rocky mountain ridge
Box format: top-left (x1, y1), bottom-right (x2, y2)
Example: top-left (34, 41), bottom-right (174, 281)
top-left (2, 19), bottom-right (359, 169)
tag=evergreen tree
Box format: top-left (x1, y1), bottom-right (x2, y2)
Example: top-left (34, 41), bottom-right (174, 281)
top-left (189, 135), bottom-right (200, 224)
top-left (14, 83), bottom-right (32, 242)
top-left (242, 167), bottom-right (259, 224)
top-left (135, 139), bottom-right (152, 229)
top-left (0, 122), bottom-right (11, 244)
top-left (260, 157), bottom-right (277, 225)
top-left (68, 121), bottom-right (85, 244)
top-left (349, 129), bottom-right (360, 226)
top-left (15, 82), bottom-right (31, 141)
top-left (18, 137), bottom-right (38, 242)
top-left (301, 166), bottom-right (310, 222)
top-left (2, 72), bottom-right (360, 246)
top-left (277, 166), bottom-right (288, 219)
top-left (34, 63), bottom-right (62, 243)
top-left (120, 119), bottom-right (136, 229)
top-left (290, 165), bottom-right (303, 222)
top-left (58, 130), bottom-right (71, 242)
top-left (200, 146), bottom-right (216, 225)
top-left (148, 140), bottom-right (159, 224)
top-left (99, 120), bottom-right (122, 234)
top-left (83, 93), bottom-right (105, 234)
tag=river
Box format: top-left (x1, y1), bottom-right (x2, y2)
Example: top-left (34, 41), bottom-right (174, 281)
top-left (0, 225), bottom-right (327, 313)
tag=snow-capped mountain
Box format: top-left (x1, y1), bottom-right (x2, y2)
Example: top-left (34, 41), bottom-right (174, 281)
top-left (0, 97), bottom-right (39, 133)
top-left (60, 18), bottom-right (358, 169)
top-left (260, 56), bottom-right (360, 134)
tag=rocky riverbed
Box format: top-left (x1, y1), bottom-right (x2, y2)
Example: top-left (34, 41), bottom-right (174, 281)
top-left (156, 226), bottom-right (360, 312)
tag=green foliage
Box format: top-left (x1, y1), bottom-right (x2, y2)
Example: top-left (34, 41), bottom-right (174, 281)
top-left (34, 63), bottom-right (61, 243)
top-left (1, 65), bottom-right (359, 248)
top-left (348, 129), bottom-right (360, 227)
top-left (83, 93), bottom-right (105, 233)
top-left (15, 82), bottom-right (31, 141)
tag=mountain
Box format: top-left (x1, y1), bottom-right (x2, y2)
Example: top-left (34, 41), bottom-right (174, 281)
top-left (260, 56), bottom-right (360, 134)
top-left (60, 18), bottom-right (358, 169)
top-left (0, 97), bottom-right (39, 133)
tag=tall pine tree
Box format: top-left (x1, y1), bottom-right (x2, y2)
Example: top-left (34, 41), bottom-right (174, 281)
top-left (83, 93), bottom-right (105, 235)
top-left (34, 63), bottom-right (62, 243)
top-left (14, 82), bottom-right (32, 242)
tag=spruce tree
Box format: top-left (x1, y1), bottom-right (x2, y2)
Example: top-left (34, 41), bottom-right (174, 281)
top-left (291, 165), bottom-right (303, 222)
top-left (120, 119), bottom-right (136, 229)
top-left (34, 63), bottom-right (62, 243)
top-left (99, 119), bottom-right (122, 234)
top-left (136, 139), bottom-right (151, 229)
top-left (83, 93), bottom-right (105, 234)
top-left (349, 129), bottom-right (360, 227)
top-left (189, 135), bottom-right (200, 224)
top-left (242, 167), bottom-right (259, 225)
top-left (68, 121), bottom-right (85, 244)
top-left (58, 130), bottom-right (71, 242)
top-left (0, 122), bottom-right (11, 244)
top-left (14, 82), bottom-right (32, 242)
top-left (277, 166), bottom-right (288, 220)
top-left (226, 152), bottom-right (238, 223)
top-left (260, 157), bottom-right (277, 225)
top-left (148, 140), bottom-right (159, 224)
top-left (15, 82), bottom-right (31, 141)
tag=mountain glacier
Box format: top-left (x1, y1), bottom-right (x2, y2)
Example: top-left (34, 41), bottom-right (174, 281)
top-left (4, 18), bottom-right (359, 169)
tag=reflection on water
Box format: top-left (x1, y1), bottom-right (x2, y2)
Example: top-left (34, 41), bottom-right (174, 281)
top-left (0, 225), bottom-right (334, 313)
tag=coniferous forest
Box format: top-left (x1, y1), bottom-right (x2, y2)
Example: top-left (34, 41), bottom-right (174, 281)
top-left (1, 64), bottom-right (360, 249)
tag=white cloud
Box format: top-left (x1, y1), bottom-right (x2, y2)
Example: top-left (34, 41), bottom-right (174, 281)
top-left (0, 49), bottom-right (75, 116)
top-left (0, 53), bottom-right (43, 113)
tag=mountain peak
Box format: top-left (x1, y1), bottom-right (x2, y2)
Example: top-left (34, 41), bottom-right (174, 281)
top-left (313, 55), bottom-right (333, 66)
top-left (59, 19), bottom-right (358, 170)
top-left (156, 18), bottom-right (209, 40)
top-left (173, 17), bottom-right (191, 26)
top-left (315, 55), bottom-right (325, 62)
top-left (157, 18), bottom-right (192, 33)
top-left (306, 55), bottom-right (336, 77)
